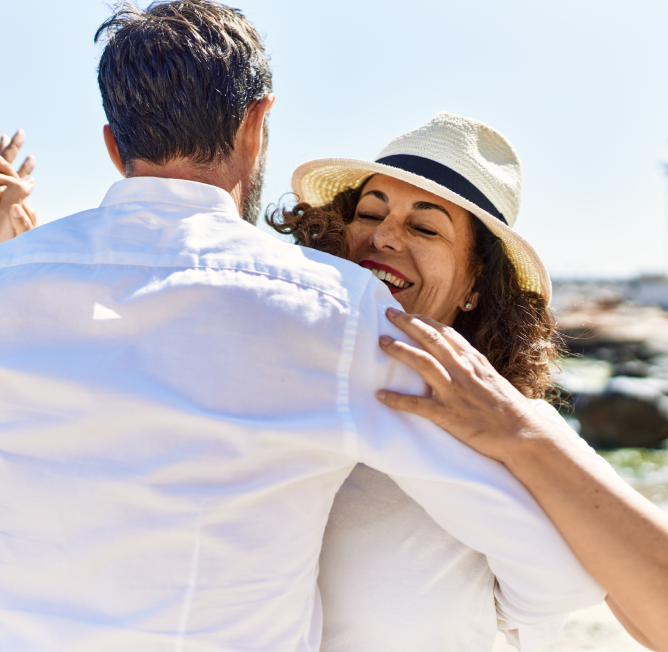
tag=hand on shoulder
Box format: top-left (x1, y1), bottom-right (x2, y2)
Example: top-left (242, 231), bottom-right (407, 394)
top-left (375, 307), bottom-right (551, 465)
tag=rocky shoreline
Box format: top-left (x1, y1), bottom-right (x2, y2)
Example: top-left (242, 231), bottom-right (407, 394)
top-left (553, 280), bottom-right (668, 450)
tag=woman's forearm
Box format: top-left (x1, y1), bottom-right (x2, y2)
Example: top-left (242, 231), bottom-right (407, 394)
top-left (376, 309), bottom-right (668, 650)
top-left (504, 421), bottom-right (668, 651)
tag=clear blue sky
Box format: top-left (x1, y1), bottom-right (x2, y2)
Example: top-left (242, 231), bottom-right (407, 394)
top-left (4, 0), bottom-right (668, 278)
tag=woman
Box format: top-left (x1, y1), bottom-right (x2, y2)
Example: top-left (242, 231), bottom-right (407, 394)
top-left (270, 111), bottom-right (668, 651)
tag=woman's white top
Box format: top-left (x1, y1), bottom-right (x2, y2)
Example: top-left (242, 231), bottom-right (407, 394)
top-left (318, 400), bottom-right (606, 652)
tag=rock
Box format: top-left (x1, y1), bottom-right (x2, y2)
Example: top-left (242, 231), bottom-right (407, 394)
top-left (612, 359), bottom-right (652, 378)
top-left (553, 298), bottom-right (668, 448)
top-left (572, 380), bottom-right (668, 448)
top-left (554, 359), bottom-right (612, 395)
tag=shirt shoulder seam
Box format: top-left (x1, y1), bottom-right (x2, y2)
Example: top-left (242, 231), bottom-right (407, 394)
top-left (335, 275), bottom-right (372, 459)
top-left (0, 258), bottom-right (368, 308)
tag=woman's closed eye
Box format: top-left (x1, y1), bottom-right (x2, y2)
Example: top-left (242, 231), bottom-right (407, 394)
top-left (412, 225), bottom-right (438, 236)
top-left (357, 212), bottom-right (383, 221)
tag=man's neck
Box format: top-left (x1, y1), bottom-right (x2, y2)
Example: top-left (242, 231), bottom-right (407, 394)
top-left (128, 157), bottom-right (246, 216)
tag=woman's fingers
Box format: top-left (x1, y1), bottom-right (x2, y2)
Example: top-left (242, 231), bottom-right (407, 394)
top-left (385, 307), bottom-right (464, 371)
top-left (22, 198), bottom-right (37, 226)
top-left (0, 129), bottom-right (26, 165)
top-left (9, 204), bottom-right (33, 235)
top-left (376, 389), bottom-right (437, 419)
top-left (0, 202), bottom-right (34, 243)
top-left (400, 310), bottom-right (491, 375)
top-left (0, 175), bottom-right (36, 242)
top-left (414, 314), bottom-right (467, 350)
top-left (0, 174), bottom-right (35, 202)
top-left (0, 155), bottom-right (20, 179)
top-left (0, 134), bottom-right (35, 180)
top-left (379, 334), bottom-right (452, 390)
top-left (17, 155), bottom-right (36, 179)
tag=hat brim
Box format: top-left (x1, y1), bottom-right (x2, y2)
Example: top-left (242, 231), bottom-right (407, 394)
top-left (292, 158), bottom-right (551, 302)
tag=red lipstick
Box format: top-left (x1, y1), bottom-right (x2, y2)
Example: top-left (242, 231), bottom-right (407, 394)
top-left (358, 260), bottom-right (412, 294)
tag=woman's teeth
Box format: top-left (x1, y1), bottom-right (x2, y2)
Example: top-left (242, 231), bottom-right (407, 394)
top-left (369, 268), bottom-right (410, 289)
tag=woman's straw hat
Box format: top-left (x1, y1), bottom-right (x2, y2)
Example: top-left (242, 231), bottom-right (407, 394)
top-left (292, 110), bottom-right (551, 302)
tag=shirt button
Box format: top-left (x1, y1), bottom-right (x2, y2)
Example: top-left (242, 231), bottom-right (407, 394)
top-left (497, 619), bottom-right (507, 628)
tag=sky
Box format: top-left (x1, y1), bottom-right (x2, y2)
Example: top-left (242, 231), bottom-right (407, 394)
top-left (3, 0), bottom-right (668, 279)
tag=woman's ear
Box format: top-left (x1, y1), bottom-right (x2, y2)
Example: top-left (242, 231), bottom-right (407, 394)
top-left (462, 291), bottom-right (480, 311)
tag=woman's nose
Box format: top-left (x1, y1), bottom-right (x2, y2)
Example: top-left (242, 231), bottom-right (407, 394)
top-left (369, 216), bottom-right (404, 252)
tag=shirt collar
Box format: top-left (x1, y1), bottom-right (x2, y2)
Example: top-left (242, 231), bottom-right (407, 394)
top-left (100, 176), bottom-right (240, 216)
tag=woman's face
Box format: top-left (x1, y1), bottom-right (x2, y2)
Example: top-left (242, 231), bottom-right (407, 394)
top-left (347, 174), bottom-right (478, 325)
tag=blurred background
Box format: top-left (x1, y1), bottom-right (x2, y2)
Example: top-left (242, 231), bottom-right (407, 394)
top-left (3, 1), bottom-right (668, 649)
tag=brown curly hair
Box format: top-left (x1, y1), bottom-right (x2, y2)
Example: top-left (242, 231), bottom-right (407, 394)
top-left (267, 179), bottom-right (562, 399)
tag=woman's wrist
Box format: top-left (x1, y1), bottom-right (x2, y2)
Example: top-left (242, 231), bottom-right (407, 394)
top-left (494, 408), bottom-right (567, 472)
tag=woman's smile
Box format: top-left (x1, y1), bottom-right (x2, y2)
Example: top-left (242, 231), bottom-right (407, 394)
top-left (358, 260), bottom-right (413, 294)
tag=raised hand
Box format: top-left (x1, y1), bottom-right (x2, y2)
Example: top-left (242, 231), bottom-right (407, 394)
top-left (0, 130), bottom-right (37, 243)
top-left (0, 130), bottom-right (36, 177)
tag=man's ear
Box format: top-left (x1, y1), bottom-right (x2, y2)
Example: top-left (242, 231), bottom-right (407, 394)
top-left (238, 94), bottom-right (275, 163)
top-left (103, 125), bottom-right (125, 176)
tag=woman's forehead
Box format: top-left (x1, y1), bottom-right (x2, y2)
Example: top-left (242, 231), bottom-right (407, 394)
top-left (362, 174), bottom-right (467, 218)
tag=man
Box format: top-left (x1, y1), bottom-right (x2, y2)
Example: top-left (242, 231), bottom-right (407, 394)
top-left (0, 2), bottom-right (602, 650)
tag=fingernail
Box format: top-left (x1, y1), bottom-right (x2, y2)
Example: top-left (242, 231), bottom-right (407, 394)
top-left (10, 205), bottom-right (22, 218)
top-left (379, 335), bottom-right (394, 345)
top-left (387, 307), bottom-right (400, 317)
top-left (377, 390), bottom-right (387, 400)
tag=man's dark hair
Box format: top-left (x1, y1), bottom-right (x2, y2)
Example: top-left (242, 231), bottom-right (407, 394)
top-left (95, 0), bottom-right (272, 173)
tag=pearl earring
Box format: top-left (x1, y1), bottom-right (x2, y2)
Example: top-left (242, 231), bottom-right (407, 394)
top-left (464, 302), bottom-right (473, 311)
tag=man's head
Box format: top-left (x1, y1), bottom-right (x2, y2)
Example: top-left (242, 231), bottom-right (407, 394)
top-left (96, 0), bottom-right (273, 223)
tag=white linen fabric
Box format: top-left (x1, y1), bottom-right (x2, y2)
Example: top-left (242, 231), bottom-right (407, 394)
top-left (0, 177), bottom-right (604, 652)
top-left (319, 401), bottom-right (609, 652)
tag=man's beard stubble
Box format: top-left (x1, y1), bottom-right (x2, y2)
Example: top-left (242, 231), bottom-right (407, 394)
top-left (241, 121), bottom-right (268, 225)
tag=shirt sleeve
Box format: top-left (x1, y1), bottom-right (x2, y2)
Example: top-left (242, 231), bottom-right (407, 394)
top-left (347, 280), bottom-right (605, 650)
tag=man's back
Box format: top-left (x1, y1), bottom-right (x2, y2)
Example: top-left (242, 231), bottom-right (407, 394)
top-left (0, 177), bottom-right (603, 651)
top-left (0, 177), bottom-right (366, 651)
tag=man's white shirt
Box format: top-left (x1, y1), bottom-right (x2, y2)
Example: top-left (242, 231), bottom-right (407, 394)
top-left (0, 177), bottom-right (603, 651)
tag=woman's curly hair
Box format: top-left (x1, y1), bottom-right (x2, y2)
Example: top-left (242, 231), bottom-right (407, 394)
top-left (267, 179), bottom-right (562, 399)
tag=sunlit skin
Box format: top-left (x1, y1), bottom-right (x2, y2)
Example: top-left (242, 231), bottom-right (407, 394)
top-left (347, 174), bottom-right (479, 325)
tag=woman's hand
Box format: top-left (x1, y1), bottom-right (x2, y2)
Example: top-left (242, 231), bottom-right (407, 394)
top-left (376, 307), bottom-right (542, 464)
top-left (0, 130), bottom-right (36, 178)
top-left (0, 130), bottom-right (37, 243)
top-left (378, 306), bottom-right (668, 651)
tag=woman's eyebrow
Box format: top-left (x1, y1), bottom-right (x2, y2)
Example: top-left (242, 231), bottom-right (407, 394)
top-left (413, 200), bottom-right (452, 222)
top-left (360, 190), bottom-right (388, 202)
